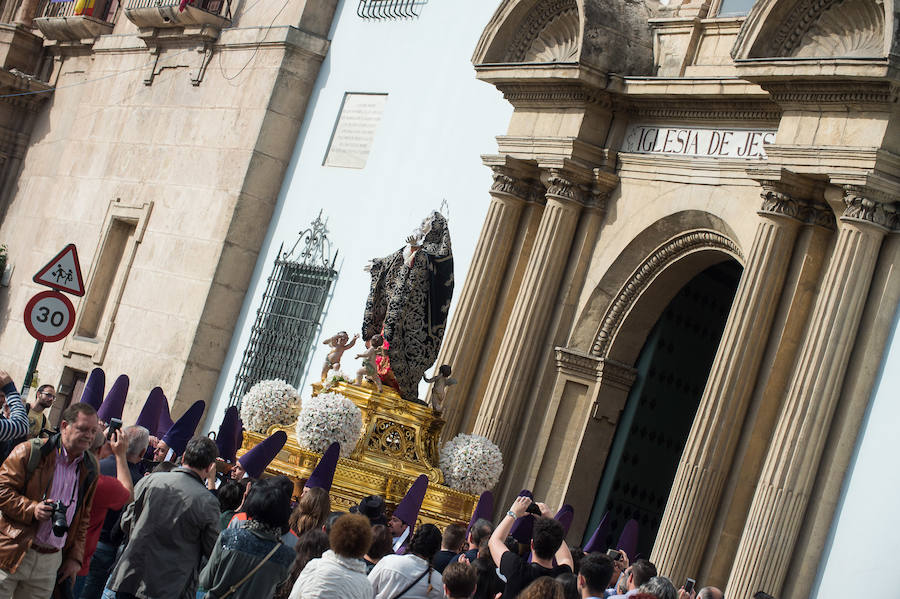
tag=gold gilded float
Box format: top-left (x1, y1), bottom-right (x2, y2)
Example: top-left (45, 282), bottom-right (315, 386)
top-left (238, 381), bottom-right (478, 529)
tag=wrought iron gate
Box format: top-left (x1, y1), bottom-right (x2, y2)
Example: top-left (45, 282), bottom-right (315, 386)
top-left (229, 213), bottom-right (338, 406)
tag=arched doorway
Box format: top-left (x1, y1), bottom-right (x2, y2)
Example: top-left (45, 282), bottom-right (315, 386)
top-left (582, 260), bottom-right (742, 557)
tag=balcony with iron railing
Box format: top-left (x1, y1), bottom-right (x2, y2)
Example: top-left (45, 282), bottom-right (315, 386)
top-left (124, 0), bottom-right (230, 31)
top-left (33, 0), bottom-right (117, 42)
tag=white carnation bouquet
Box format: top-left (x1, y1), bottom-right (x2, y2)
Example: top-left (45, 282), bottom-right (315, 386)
top-left (440, 434), bottom-right (504, 494)
top-left (239, 379), bottom-right (302, 434)
top-left (295, 391), bottom-right (363, 457)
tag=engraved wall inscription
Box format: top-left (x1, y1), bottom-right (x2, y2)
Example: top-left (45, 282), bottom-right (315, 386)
top-left (324, 93), bottom-right (388, 169)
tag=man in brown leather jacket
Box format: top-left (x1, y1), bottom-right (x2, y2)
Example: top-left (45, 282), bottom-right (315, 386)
top-left (0, 401), bottom-right (99, 598)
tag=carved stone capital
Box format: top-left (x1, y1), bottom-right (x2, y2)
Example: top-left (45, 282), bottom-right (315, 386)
top-left (489, 168), bottom-right (533, 202)
top-left (759, 186), bottom-right (802, 220)
top-left (543, 168), bottom-right (597, 206)
top-left (841, 186), bottom-right (892, 230)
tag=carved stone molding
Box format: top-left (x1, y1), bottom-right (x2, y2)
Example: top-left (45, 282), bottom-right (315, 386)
top-left (762, 81), bottom-right (895, 108)
top-left (555, 347), bottom-right (603, 379)
top-left (591, 230), bottom-right (743, 357)
top-left (506, 0), bottom-right (579, 62)
top-left (497, 83), bottom-right (613, 109)
top-left (842, 186), bottom-right (894, 230)
top-left (792, 0), bottom-right (884, 57)
top-left (622, 100), bottom-right (782, 123)
top-left (523, 6), bottom-right (579, 62)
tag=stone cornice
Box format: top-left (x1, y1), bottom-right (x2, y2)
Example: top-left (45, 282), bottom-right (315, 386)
top-left (619, 98), bottom-right (781, 123)
top-left (760, 80), bottom-right (897, 110)
top-left (496, 82), bottom-right (613, 109)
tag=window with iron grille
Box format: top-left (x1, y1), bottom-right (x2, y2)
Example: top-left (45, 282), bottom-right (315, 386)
top-left (357, 0), bottom-right (428, 19)
top-left (229, 213), bottom-right (338, 406)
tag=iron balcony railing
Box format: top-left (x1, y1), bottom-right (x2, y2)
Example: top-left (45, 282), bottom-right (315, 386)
top-left (125, 0), bottom-right (229, 18)
top-left (37, 0), bottom-right (116, 21)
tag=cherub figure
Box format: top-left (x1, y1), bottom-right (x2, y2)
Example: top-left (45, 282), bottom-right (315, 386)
top-left (355, 335), bottom-right (386, 393)
top-left (423, 364), bottom-right (457, 413)
top-left (321, 331), bottom-right (359, 381)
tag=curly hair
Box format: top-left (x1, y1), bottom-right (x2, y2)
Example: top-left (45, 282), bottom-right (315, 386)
top-left (289, 486), bottom-right (331, 536)
top-left (330, 513), bottom-right (373, 559)
top-left (409, 523), bottom-right (442, 561)
top-left (519, 577), bottom-right (565, 599)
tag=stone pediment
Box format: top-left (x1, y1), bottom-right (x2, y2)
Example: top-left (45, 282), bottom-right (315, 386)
top-left (473, 0), bottom-right (655, 76)
top-left (733, 0), bottom-right (893, 59)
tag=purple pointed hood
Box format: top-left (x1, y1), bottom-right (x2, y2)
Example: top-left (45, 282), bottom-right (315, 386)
top-left (135, 387), bottom-right (166, 437)
top-left (467, 491), bottom-right (494, 534)
top-left (305, 442), bottom-right (340, 492)
top-left (554, 504), bottom-right (575, 536)
top-left (215, 406), bottom-right (243, 464)
top-left (583, 511), bottom-right (611, 553)
top-left (237, 430), bottom-right (287, 479)
top-left (393, 474), bottom-right (428, 527)
top-left (97, 374), bottom-right (129, 423)
top-left (161, 400), bottom-right (205, 457)
top-left (616, 519), bottom-right (639, 560)
top-left (79, 368), bottom-right (105, 411)
top-left (157, 398), bottom-right (174, 439)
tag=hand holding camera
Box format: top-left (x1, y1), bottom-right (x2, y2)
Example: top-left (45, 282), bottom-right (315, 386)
top-left (33, 499), bottom-right (54, 522)
top-left (49, 500), bottom-right (69, 537)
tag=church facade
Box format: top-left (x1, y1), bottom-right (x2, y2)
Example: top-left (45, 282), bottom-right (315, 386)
top-left (433, 0), bottom-right (899, 597)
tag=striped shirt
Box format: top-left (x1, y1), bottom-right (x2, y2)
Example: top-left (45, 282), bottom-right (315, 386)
top-left (0, 382), bottom-right (29, 441)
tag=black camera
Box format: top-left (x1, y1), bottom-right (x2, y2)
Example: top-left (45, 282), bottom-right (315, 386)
top-left (50, 500), bottom-right (69, 537)
top-left (525, 502), bottom-right (542, 516)
top-left (107, 417), bottom-right (123, 440)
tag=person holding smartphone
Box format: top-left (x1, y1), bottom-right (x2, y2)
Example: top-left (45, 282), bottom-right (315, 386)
top-left (488, 495), bottom-right (575, 599)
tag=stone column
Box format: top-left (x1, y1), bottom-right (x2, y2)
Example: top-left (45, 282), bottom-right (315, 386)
top-left (14, 0), bottom-right (40, 27)
top-left (651, 186), bottom-right (806, 583)
top-left (725, 188), bottom-right (892, 598)
top-left (472, 170), bottom-right (585, 459)
top-left (435, 167), bottom-right (532, 440)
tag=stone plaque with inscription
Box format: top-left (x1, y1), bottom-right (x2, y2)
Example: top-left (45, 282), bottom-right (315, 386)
top-left (324, 93), bottom-right (388, 169)
top-left (622, 124), bottom-right (776, 159)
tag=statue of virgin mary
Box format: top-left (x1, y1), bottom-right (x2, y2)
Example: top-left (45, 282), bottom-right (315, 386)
top-left (362, 210), bottom-right (454, 401)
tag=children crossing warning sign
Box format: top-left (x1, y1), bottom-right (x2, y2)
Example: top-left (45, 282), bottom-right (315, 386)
top-left (33, 244), bottom-right (85, 296)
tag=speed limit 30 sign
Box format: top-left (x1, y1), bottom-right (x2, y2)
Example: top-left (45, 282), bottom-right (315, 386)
top-left (24, 290), bottom-right (76, 343)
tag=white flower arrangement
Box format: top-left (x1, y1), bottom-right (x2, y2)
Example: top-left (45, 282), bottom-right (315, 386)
top-left (439, 434), bottom-right (504, 495)
top-left (295, 391), bottom-right (363, 457)
top-left (239, 379), bottom-right (302, 434)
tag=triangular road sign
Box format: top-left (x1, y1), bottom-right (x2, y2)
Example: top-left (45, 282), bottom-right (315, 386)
top-left (33, 244), bottom-right (85, 297)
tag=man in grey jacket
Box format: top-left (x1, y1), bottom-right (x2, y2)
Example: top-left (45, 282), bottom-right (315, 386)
top-left (107, 436), bottom-right (219, 599)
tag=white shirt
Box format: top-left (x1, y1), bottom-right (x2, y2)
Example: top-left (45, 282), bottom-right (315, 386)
top-left (392, 526), bottom-right (410, 552)
top-left (291, 550), bottom-right (374, 599)
top-left (368, 554), bottom-right (443, 599)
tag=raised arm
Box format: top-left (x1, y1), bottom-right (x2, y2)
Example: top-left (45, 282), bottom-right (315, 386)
top-left (0, 372), bottom-right (29, 441)
top-left (490, 495), bottom-right (531, 567)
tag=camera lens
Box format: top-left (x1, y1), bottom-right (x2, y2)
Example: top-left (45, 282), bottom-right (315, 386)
top-left (51, 501), bottom-right (69, 537)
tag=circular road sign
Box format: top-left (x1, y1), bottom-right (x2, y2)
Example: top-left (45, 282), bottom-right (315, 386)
top-left (24, 290), bottom-right (76, 343)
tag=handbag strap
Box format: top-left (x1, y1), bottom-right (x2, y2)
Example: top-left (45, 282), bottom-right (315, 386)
top-left (389, 564), bottom-right (431, 599)
top-left (218, 541), bottom-right (283, 599)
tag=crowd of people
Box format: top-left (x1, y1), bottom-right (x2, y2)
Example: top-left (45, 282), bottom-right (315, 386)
top-left (0, 368), bottom-right (726, 599)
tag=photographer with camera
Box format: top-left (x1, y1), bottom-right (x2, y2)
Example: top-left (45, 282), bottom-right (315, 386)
top-left (489, 495), bottom-right (575, 599)
top-left (0, 401), bottom-right (100, 598)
